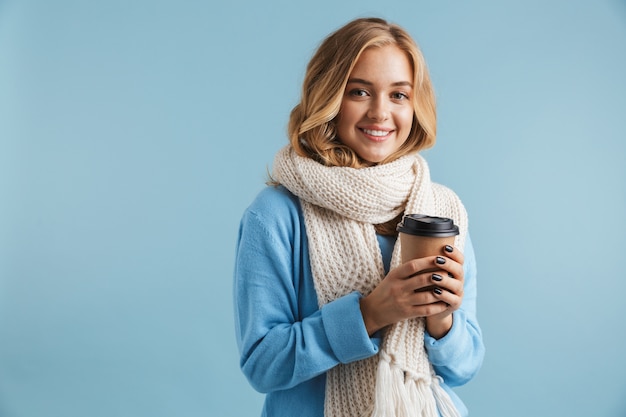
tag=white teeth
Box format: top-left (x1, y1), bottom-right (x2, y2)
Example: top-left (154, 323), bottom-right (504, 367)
top-left (362, 129), bottom-right (390, 137)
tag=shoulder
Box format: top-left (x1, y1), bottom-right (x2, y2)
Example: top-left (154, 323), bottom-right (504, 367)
top-left (241, 185), bottom-right (304, 240)
top-left (247, 185), bottom-right (301, 218)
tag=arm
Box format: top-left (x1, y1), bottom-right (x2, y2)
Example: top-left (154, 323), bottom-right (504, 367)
top-left (233, 189), bottom-right (380, 393)
top-left (424, 234), bottom-right (485, 386)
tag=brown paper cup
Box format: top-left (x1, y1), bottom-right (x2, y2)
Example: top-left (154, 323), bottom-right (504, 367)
top-left (397, 214), bottom-right (459, 292)
top-left (399, 233), bottom-right (456, 265)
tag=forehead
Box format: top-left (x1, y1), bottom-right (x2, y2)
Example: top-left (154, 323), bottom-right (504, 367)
top-left (349, 45), bottom-right (413, 84)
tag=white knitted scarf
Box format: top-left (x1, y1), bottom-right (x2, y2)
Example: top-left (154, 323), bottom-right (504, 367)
top-left (273, 146), bottom-right (468, 417)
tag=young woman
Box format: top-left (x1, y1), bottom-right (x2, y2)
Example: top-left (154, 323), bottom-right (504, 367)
top-left (233, 17), bottom-right (484, 417)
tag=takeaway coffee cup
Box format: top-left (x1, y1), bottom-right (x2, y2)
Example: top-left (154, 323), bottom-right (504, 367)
top-left (396, 214), bottom-right (459, 268)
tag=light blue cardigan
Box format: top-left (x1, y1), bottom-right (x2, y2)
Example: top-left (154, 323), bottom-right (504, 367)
top-left (233, 185), bottom-right (485, 417)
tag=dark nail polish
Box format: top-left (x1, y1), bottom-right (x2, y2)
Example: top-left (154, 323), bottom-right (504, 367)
top-left (444, 245), bottom-right (453, 253)
top-left (436, 256), bottom-right (446, 265)
top-left (433, 288), bottom-right (443, 295)
top-left (432, 273), bottom-right (443, 282)
top-left (448, 272), bottom-right (454, 279)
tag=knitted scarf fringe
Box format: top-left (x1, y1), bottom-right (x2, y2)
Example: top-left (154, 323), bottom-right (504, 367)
top-left (370, 350), bottom-right (460, 417)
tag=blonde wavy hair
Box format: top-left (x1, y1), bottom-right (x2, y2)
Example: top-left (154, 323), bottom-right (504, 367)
top-left (288, 17), bottom-right (437, 168)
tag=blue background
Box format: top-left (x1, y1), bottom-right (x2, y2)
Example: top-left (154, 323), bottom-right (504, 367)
top-left (1, 0), bottom-right (625, 416)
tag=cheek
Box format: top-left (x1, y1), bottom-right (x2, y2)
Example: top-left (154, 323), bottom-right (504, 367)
top-left (336, 104), bottom-right (358, 131)
top-left (398, 109), bottom-right (415, 131)
top-left (338, 102), bottom-right (358, 120)
top-left (334, 114), bottom-right (347, 136)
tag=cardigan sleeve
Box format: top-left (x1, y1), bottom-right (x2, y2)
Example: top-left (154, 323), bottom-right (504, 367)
top-left (424, 234), bottom-right (485, 386)
top-left (233, 187), bottom-right (380, 393)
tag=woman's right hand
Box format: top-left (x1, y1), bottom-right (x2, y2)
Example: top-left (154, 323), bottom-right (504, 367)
top-left (359, 254), bottom-right (457, 336)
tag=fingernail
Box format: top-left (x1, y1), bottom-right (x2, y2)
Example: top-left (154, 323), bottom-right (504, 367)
top-left (448, 272), bottom-right (454, 279)
top-left (436, 256), bottom-right (446, 265)
top-left (433, 288), bottom-right (443, 295)
top-left (431, 273), bottom-right (443, 282)
top-left (444, 245), bottom-right (453, 253)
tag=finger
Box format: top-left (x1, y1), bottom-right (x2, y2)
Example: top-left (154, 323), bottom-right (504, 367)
top-left (410, 301), bottom-right (450, 317)
top-left (430, 255), bottom-right (464, 283)
top-left (408, 289), bottom-right (438, 305)
top-left (432, 286), bottom-right (463, 310)
top-left (429, 272), bottom-right (463, 295)
top-left (441, 244), bottom-right (464, 265)
top-left (402, 270), bottom-right (434, 293)
top-left (395, 258), bottom-right (437, 280)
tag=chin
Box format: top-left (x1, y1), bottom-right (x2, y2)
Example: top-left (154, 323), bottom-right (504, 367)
top-left (358, 149), bottom-right (396, 165)
top-left (359, 155), bottom-right (389, 165)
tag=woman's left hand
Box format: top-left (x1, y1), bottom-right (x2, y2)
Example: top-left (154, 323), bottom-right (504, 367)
top-left (425, 245), bottom-right (465, 339)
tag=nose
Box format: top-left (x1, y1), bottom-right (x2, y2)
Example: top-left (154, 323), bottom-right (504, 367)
top-left (367, 97), bottom-right (389, 121)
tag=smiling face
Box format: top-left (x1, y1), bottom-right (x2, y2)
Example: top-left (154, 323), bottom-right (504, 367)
top-left (335, 45), bottom-right (415, 165)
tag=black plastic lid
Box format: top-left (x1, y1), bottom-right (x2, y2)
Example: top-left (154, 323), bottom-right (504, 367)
top-left (396, 214), bottom-right (459, 237)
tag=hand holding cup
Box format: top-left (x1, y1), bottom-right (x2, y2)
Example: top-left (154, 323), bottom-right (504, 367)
top-left (397, 214), bottom-right (465, 338)
top-left (359, 215), bottom-right (464, 337)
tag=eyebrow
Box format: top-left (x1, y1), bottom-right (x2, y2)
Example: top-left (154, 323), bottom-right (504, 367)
top-left (347, 78), bottom-right (413, 87)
